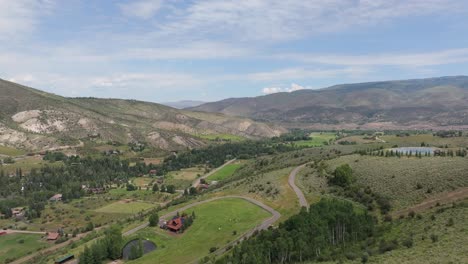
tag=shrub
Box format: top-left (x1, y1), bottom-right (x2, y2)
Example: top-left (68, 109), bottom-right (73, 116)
top-left (402, 237), bottom-right (413, 248)
top-left (408, 211), bottom-right (415, 218)
top-left (430, 234), bottom-right (439, 243)
top-left (447, 218), bottom-right (454, 227)
top-left (209, 247), bottom-right (218, 253)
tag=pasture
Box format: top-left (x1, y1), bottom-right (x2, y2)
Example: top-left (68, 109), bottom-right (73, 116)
top-left (129, 198), bottom-right (271, 264)
top-left (324, 154), bottom-right (468, 210)
top-left (0, 145), bottom-right (25, 156)
top-left (294, 132), bottom-right (337, 147)
top-left (94, 200), bottom-right (155, 214)
top-left (197, 133), bottom-right (245, 142)
top-left (0, 233), bottom-right (48, 264)
top-left (207, 162), bottom-right (243, 181)
top-left (165, 167), bottom-right (205, 189)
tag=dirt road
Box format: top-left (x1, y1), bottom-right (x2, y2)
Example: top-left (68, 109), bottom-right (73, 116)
top-left (393, 187), bottom-right (468, 217)
top-left (288, 164), bottom-right (309, 209)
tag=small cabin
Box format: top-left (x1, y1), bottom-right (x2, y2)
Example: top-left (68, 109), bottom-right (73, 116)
top-left (49, 194), bottom-right (63, 202)
top-left (166, 216), bottom-right (184, 232)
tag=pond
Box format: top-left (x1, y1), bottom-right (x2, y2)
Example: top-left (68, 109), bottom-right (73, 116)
top-left (389, 147), bottom-right (436, 155)
top-left (122, 239), bottom-right (157, 260)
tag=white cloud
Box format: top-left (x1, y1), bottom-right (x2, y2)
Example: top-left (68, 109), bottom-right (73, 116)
top-left (262, 83), bottom-right (306, 94)
top-left (119, 0), bottom-right (163, 19)
top-left (153, 0), bottom-right (467, 42)
top-left (277, 48), bottom-right (468, 67)
top-left (0, 0), bottom-right (54, 38)
top-left (250, 67), bottom-right (370, 82)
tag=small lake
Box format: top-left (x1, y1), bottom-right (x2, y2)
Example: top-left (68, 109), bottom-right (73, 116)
top-left (389, 147), bottom-right (436, 155)
top-left (122, 239), bottom-right (157, 260)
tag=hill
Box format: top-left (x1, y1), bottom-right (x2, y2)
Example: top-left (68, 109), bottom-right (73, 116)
top-left (0, 79), bottom-right (284, 151)
top-left (162, 100), bottom-right (206, 109)
top-left (190, 76), bottom-right (468, 130)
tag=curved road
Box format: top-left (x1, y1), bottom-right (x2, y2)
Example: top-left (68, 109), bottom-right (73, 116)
top-left (192, 159), bottom-right (237, 188)
top-left (288, 164), bottom-right (309, 209)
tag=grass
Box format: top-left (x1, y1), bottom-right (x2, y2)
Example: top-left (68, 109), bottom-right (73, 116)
top-left (207, 163), bottom-right (242, 181)
top-left (197, 133), bottom-right (245, 142)
top-left (128, 198), bottom-right (271, 264)
top-left (0, 233), bottom-right (49, 264)
top-left (369, 200), bottom-right (468, 264)
top-left (94, 201), bottom-right (155, 214)
top-left (381, 134), bottom-right (468, 148)
top-left (165, 167), bottom-right (206, 189)
top-left (0, 145), bottom-right (25, 156)
top-left (0, 157), bottom-right (63, 174)
top-left (324, 154), bottom-right (468, 210)
top-left (294, 132), bottom-right (337, 147)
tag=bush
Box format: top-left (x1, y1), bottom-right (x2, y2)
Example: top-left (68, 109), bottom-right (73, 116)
top-left (447, 218), bottom-right (454, 227)
top-left (209, 247), bottom-right (218, 253)
top-left (17, 239), bottom-right (25, 244)
top-left (402, 237), bottom-right (413, 248)
top-left (430, 234), bottom-right (439, 243)
top-left (408, 211), bottom-right (415, 218)
top-left (361, 253), bottom-right (369, 263)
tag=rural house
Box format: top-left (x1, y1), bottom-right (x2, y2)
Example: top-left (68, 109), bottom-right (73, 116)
top-left (47, 232), bottom-right (60, 240)
top-left (49, 194), bottom-right (63, 202)
top-left (165, 216), bottom-right (185, 232)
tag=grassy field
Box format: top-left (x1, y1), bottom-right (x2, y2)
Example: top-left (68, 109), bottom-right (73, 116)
top-left (324, 154), bottom-right (468, 210)
top-left (108, 188), bottom-right (175, 203)
top-left (128, 198), bottom-right (271, 264)
top-left (132, 177), bottom-right (154, 189)
top-left (294, 132), bottom-right (337, 147)
top-left (207, 163), bottom-right (243, 181)
top-left (0, 145), bottom-right (25, 156)
top-left (165, 167), bottom-right (205, 189)
top-left (94, 200), bottom-right (155, 214)
top-left (0, 157), bottom-right (63, 174)
top-left (0, 233), bottom-right (49, 264)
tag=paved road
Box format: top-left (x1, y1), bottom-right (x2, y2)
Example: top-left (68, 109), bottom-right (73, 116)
top-left (192, 159), bottom-right (237, 188)
top-left (288, 164), bottom-right (309, 209)
top-left (124, 195), bottom-right (280, 237)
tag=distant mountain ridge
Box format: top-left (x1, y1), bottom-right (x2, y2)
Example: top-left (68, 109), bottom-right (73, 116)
top-left (0, 79), bottom-right (284, 151)
top-left (190, 76), bottom-right (468, 130)
top-left (162, 100), bottom-right (206, 109)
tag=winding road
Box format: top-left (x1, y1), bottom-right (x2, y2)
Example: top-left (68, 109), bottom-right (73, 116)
top-left (288, 164), bottom-right (309, 209)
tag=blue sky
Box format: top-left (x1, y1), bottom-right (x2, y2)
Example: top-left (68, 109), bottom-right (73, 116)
top-left (1, 0), bottom-right (468, 103)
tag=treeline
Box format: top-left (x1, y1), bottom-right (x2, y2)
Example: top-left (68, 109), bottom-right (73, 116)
top-left (0, 156), bottom-right (158, 219)
top-left (217, 199), bottom-right (374, 264)
top-left (78, 225), bottom-right (123, 264)
top-left (155, 140), bottom-right (296, 175)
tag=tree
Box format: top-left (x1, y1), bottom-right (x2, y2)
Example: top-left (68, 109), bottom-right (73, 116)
top-left (152, 183), bottom-right (159, 193)
top-left (329, 164), bottom-right (354, 187)
top-left (149, 211), bottom-right (159, 227)
top-left (166, 185), bottom-right (176, 194)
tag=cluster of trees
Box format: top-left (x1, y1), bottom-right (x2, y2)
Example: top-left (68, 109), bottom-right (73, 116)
top-left (154, 140), bottom-right (296, 175)
top-left (272, 129), bottom-right (311, 142)
top-left (78, 225), bottom-right (123, 264)
top-left (359, 149), bottom-right (467, 158)
top-left (218, 199), bottom-right (374, 263)
top-left (327, 164), bottom-right (391, 215)
top-left (151, 183), bottom-right (176, 194)
top-left (43, 151), bottom-right (68, 162)
top-left (0, 156), bottom-right (159, 219)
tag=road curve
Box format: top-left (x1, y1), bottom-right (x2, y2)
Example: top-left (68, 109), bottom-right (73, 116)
top-left (288, 164), bottom-right (309, 209)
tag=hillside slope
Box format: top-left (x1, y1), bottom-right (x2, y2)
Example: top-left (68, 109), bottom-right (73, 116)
top-left (0, 79), bottom-right (284, 151)
top-left (190, 76), bottom-right (468, 130)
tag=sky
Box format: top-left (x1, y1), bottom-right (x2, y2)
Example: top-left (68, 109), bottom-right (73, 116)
top-left (1, 0), bottom-right (468, 103)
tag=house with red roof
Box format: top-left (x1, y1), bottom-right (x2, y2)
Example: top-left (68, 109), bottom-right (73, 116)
top-left (47, 232), bottom-right (60, 240)
top-left (166, 216), bottom-right (184, 232)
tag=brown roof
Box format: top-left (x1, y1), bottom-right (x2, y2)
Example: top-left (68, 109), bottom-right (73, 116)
top-left (47, 232), bottom-right (60, 240)
top-left (166, 217), bottom-right (183, 231)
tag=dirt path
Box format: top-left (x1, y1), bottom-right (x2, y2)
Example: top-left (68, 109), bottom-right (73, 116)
top-left (288, 164), bottom-right (309, 209)
top-left (4, 230), bottom-right (46, 235)
top-left (393, 187), bottom-right (468, 217)
top-left (192, 159), bottom-right (237, 188)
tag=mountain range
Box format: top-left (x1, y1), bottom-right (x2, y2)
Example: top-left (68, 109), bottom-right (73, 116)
top-left (190, 76), bottom-right (468, 130)
top-left (0, 79), bottom-right (283, 151)
top-left (162, 100), bottom-right (206, 109)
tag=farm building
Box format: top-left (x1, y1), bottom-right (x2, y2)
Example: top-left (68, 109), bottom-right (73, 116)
top-left (11, 207), bottom-right (24, 217)
top-left (47, 232), bottom-right (60, 240)
top-left (149, 169), bottom-right (157, 175)
top-left (49, 194), bottom-right (62, 202)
